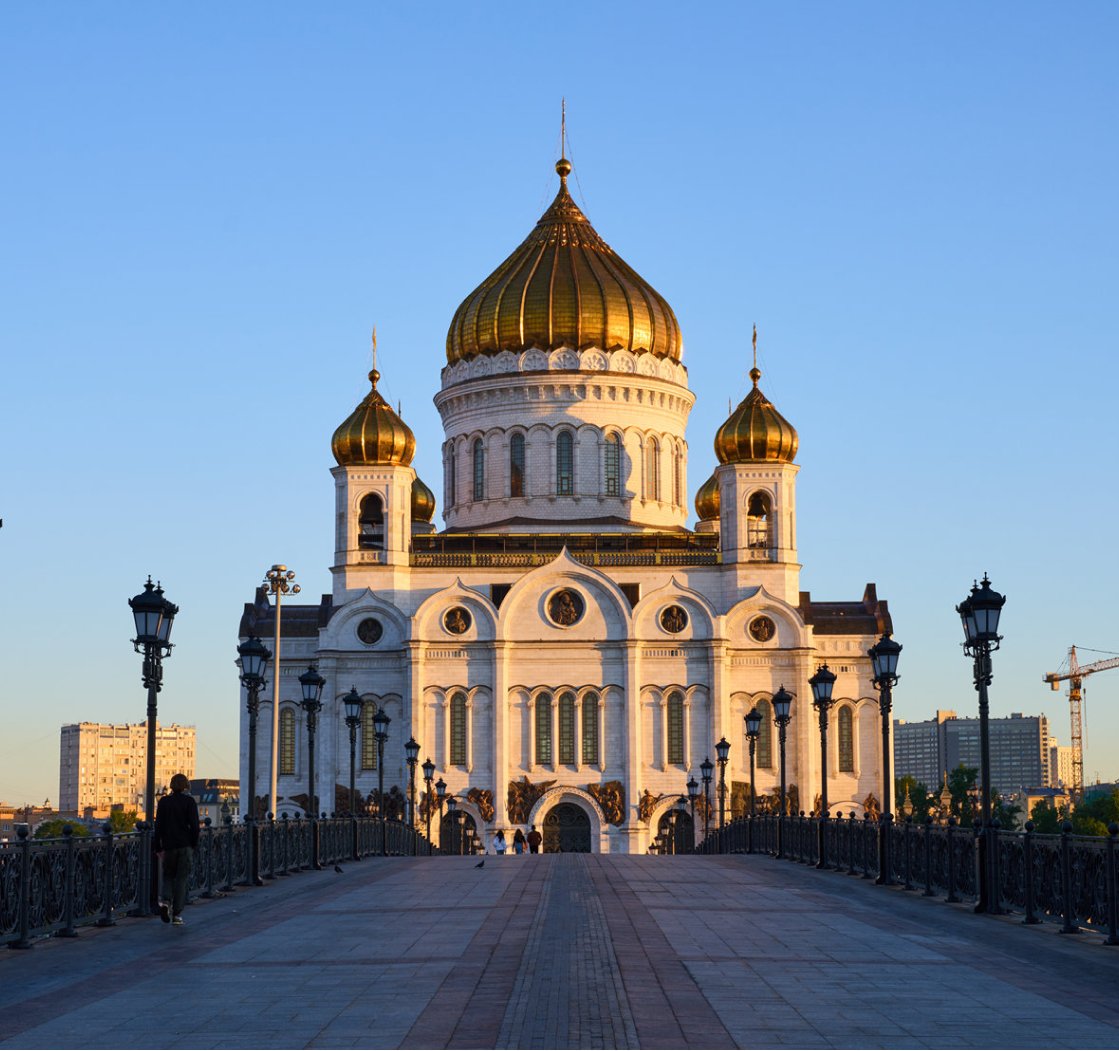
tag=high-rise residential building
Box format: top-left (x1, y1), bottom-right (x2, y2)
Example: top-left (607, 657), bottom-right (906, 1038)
top-left (1048, 737), bottom-right (1075, 789)
top-left (893, 712), bottom-right (1050, 797)
top-left (59, 722), bottom-right (196, 814)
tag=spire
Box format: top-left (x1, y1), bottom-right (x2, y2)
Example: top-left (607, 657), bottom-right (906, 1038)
top-left (750, 324), bottom-right (761, 387)
top-left (370, 326), bottom-right (379, 387)
top-left (556, 98), bottom-right (572, 183)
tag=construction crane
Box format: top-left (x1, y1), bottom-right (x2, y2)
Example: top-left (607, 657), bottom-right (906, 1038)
top-left (1043, 646), bottom-right (1119, 798)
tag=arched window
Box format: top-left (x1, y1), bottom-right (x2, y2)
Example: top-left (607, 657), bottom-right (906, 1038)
top-left (358, 493), bottom-right (384, 550)
top-left (556, 432), bottom-right (574, 495)
top-left (838, 706), bottom-right (855, 772)
top-left (667, 691), bottom-right (684, 765)
top-left (673, 444), bottom-right (683, 507)
top-left (604, 433), bottom-right (621, 497)
top-left (535, 694), bottom-right (552, 765)
top-left (582, 693), bottom-right (600, 765)
top-left (645, 438), bottom-right (660, 501)
top-left (280, 708), bottom-right (296, 775)
top-left (472, 439), bottom-right (485, 501)
top-left (361, 703), bottom-right (378, 771)
top-left (450, 692), bottom-right (467, 766)
top-left (447, 442), bottom-right (457, 506)
top-left (755, 698), bottom-right (774, 769)
top-left (747, 491), bottom-right (773, 559)
top-left (558, 691), bottom-right (576, 763)
top-left (510, 433), bottom-right (525, 498)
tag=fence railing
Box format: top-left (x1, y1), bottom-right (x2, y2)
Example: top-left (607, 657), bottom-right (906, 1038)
top-left (2, 813), bottom-right (444, 949)
top-left (687, 813), bottom-right (1119, 942)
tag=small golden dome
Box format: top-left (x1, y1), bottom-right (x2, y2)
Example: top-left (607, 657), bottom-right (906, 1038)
top-left (331, 369), bottom-right (416, 467)
top-left (411, 475), bottom-right (436, 523)
top-left (714, 367), bottom-right (798, 465)
top-left (695, 473), bottom-right (720, 522)
top-left (446, 158), bottom-right (682, 365)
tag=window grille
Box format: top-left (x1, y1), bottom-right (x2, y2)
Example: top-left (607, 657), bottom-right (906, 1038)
top-left (450, 692), bottom-right (467, 765)
top-left (557, 432), bottom-right (573, 495)
top-left (604, 434), bottom-right (620, 496)
top-left (510, 433), bottom-right (525, 497)
top-left (667, 692), bottom-right (684, 764)
top-left (535, 695), bottom-right (552, 765)
top-left (838, 706), bottom-right (855, 772)
top-left (473, 439), bottom-right (485, 500)
top-left (558, 692), bottom-right (575, 763)
top-left (280, 709), bottom-right (296, 775)
top-left (582, 694), bottom-right (600, 765)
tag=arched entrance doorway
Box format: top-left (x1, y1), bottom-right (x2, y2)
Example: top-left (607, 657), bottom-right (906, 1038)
top-left (542, 802), bottom-right (591, 853)
top-left (657, 810), bottom-right (694, 854)
top-left (440, 811), bottom-right (477, 854)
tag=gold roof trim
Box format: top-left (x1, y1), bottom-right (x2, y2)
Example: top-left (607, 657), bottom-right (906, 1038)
top-left (446, 158), bottom-right (682, 365)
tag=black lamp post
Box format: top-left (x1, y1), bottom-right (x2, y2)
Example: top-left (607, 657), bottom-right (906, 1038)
top-left (373, 706), bottom-right (391, 856)
top-left (772, 686), bottom-right (793, 859)
top-left (342, 687), bottom-right (363, 816)
top-left (957, 574), bottom-right (1006, 914)
top-left (447, 795), bottom-right (460, 856)
top-left (674, 796), bottom-right (689, 854)
top-left (686, 776), bottom-right (699, 851)
top-left (744, 707), bottom-right (762, 855)
top-left (809, 663), bottom-right (837, 870)
top-left (868, 633), bottom-right (901, 886)
top-left (422, 758), bottom-right (435, 845)
top-left (405, 737), bottom-right (420, 855)
top-left (435, 776), bottom-right (447, 850)
top-left (298, 664), bottom-right (325, 858)
top-left (700, 756), bottom-right (713, 840)
top-left (237, 635), bottom-right (271, 885)
top-left (715, 736), bottom-right (730, 852)
top-left (130, 578), bottom-right (178, 826)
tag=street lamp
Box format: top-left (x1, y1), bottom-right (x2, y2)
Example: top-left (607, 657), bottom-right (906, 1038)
top-left (686, 776), bottom-right (699, 850)
top-left (237, 635), bottom-right (271, 885)
top-left (373, 706), bottom-right (391, 856)
top-left (435, 776), bottom-right (447, 849)
top-left (447, 795), bottom-right (459, 856)
top-left (130, 578), bottom-right (178, 825)
top-left (772, 686), bottom-right (793, 858)
top-left (868, 633), bottom-right (901, 886)
top-left (958, 573), bottom-right (1005, 915)
top-left (342, 687), bottom-right (364, 816)
top-left (422, 758), bottom-right (435, 845)
top-left (744, 707), bottom-right (762, 855)
top-left (809, 663), bottom-right (837, 869)
top-left (700, 757), bottom-right (714, 840)
top-left (674, 795), bottom-right (689, 854)
top-left (405, 736), bottom-right (420, 855)
top-left (715, 737), bottom-right (731, 852)
top-left (263, 566), bottom-right (300, 819)
top-left (298, 664), bottom-right (325, 835)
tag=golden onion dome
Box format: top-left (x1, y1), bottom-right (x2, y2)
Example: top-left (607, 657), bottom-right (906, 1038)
top-left (331, 369), bottom-right (416, 467)
top-left (695, 473), bottom-right (720, 522)
top-left (714, 366), bottom-right (799, 465)
top-left (446, 157), bottom-right (682, 365)
top-left (411, 475), bottom-right (436, 523)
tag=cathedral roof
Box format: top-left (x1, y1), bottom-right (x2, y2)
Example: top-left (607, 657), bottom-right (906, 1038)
top-left (331, 368), bottom-right (416, 468)
top-left (411, 475), bottom-right (436, 523)
top-left (446, 157), bottom-right (682, 365)
top-left (714, 365), bottom-right (798, 466)
top-left (695, 473), bottom-right (720, 522)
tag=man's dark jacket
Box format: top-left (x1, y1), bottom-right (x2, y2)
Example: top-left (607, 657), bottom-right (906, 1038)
top-left (154, 791), bottom-right (200, 851)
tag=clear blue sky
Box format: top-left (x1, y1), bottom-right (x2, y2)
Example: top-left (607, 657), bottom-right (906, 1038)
top-left (2, 4), bottom-right (1117, 805)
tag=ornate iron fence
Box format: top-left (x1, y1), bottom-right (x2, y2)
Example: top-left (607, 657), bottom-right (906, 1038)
top-left (2, 813), bottom-right (443, 949)
top-left (689, 814), bottom-right (1119, 942)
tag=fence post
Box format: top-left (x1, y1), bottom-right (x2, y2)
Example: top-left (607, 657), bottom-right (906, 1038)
top-left (847, 812), bottom-right (857, 876)
top-left (128, 821), bottom-right (147, 919)
top-left (266, 813), bottom-right (277, 879)
top-left (990, 818), bottom-right (1003, 915)
top-left (97, 822), bottom-right (115, 928)
top-left (861, 815), bottom-right (872, 879)
top-left (946, 817), bottom-right (959, 903)
top-left (922, 817), bottom-right (934, 896)
top-left (58, 825), bottom-right (78, 938)
top-left (222, 813), bottom-right (235, 893)
top-left (10, 826), bottom-right (33, 949)
top-left (1105, 823), bottom-right (1119, 946)
top-left (281, 814), bottom-right (290, 876)
top-left (1022, 820), bottom-right (1040, 925)
top-left (202, 818), bottom-right (215, 898)
top-left (903, 817), bottom-right (913, 891)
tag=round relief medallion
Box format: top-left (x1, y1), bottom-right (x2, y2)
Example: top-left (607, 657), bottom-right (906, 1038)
top-left (356, 617), bottom-right (383, 645)
top-left (748, 615), bottom-right (776, 642)
top-left (443, 606), bottom-right (472, 635)
top-left (660, 605), bottom-right (688, 634)
top-left (547, 589), bottom-right (585, 627)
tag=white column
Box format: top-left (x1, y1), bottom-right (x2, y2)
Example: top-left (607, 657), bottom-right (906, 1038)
top-left (684, 698), bottom-right (693, 767)
top-left (550, 696), bottom-right (558, 771)
top-left (598, 698), bottom-right (606, 773)
top-left (442, 696), bottom-right (450, 769)
top-left (575, 698), bottom-right (583, 772)
top-left (465, 698), bottom-right (474, 773)
top-left (660, 698), bottom-right (669, 771)
top-left (493, 642), bottom-right (507, 827)
top-left (528, 697), bottom-right (536, 769)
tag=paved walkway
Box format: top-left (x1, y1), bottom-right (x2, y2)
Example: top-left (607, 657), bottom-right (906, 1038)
top-left (2, 853), bottom-right (1119, 1049)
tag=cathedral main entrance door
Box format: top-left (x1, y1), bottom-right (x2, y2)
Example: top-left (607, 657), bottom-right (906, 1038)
top-left (542, 802), bottom-right (591, 853)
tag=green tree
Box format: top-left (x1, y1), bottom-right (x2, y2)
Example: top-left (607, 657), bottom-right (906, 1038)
top-left (895, 775), bottom-right (931, 822)
top-left (1029, 798), bottom-right (1062, 834)
top-left (992, 792), bottom-right (1022, 830)
top-left (1071, 789), bottom-right (1119, 836)
top-left (32, 819), bottom-right (90, 839)
top-left (107, 809), bottom-right (138, 834)
top-left (948, 765), bottom-right (979, 826)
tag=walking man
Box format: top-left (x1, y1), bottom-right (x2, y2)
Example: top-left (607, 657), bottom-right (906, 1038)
top-left (154, 773), bottom-right (200, 926)
top-left (526, 824), bottom-right (542, 854)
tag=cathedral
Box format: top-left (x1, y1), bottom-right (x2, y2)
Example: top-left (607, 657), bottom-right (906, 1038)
top-left (237, 151), bottom-right (893, 854)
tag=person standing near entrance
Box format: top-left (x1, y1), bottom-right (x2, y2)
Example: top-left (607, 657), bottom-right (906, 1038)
top-left (494, 830), bottom-right (507, 855)
top-left (526, 824), bottom-right (542, 854)
top-left (512, 828), bottom-right (526, 855)
top-left (154, 773), bottom-right (200, 925)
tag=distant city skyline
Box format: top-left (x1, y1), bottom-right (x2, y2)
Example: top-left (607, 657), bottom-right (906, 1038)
top-left (2, 5), bottom-right (1117, 803)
